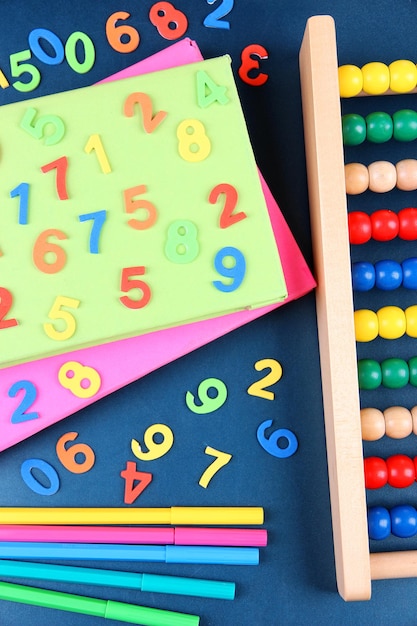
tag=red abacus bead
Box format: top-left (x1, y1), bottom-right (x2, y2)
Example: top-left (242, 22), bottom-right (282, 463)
top-left (386, 454), bottom-right (416, 487)
top-left (371, 209), bottom-right (399, 241)
top-left (398, 207), bottom-right (417, 240)
top-left (348, 211), bottom-right (372, 244)
top-left (364, 456), bottom-right (388, 489)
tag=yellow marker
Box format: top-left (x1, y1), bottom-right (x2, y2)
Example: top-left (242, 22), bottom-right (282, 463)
top-left (0, 506), bottom-right (264, 526)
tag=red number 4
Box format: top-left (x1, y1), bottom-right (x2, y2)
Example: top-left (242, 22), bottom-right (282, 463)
top-left (120, 461), bottom-right (153, 504)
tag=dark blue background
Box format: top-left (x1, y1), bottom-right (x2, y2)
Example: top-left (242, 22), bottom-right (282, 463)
top-left (2, 0), bottom-right (417, 624)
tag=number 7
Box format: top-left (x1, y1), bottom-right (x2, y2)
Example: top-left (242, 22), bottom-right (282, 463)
top-left (198, 446), bottom-right (232, 488)
top-left (79, 210), bottom-right (107, 253)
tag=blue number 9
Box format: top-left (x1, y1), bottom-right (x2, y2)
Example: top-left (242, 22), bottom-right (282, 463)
top-left (213, 246), bottom-right (245, 292)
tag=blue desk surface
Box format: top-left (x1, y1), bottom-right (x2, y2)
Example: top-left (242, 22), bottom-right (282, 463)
top-left (2, 1), bottom-right (417, 624)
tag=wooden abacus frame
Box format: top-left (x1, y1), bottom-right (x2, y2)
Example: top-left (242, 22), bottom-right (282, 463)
top-left (299, 14), bottom-right (417, 601)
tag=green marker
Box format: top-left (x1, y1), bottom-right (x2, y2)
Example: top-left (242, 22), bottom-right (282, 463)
top-left (0, 580), bottom-right (199, 626)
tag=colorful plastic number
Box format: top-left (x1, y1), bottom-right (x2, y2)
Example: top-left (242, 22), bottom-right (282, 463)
top-left (58, 361), bottom-right (101, 399)
top-left (177, 119), bottom-right (211, 162)
top-left (8, 380), bottom-right (39, 423)
top-left (119, 266), bottom-right (151, 309)
top-left (209, 183), bottom-right (246, 228)
top-left (247, 358), bottom-right (283, 400)
top-left (131, 423), bottom-right (174, 460)
top-left (199, 446), bottom-right (232, 488)
top-left (185, 377), bottom-right (228, 414)
top-left (0, 287), bottom-right (18, 329)
top-left (213, 246), bottom-right (246, 292)
top-left (10, 49), bottom-right (41, 92)
top-left (196, 70), bottom-right (229, 108)
top-left (203, 0), bottom-right (234, 29)
top-left (43, 296), bottom-right (80, 341)
top-left (64, 31), bottom-right (95, 74)
top-left (56, 432), bottom-right (95, 474)
top-left (20, 459), bottom-right (60, 495)
top-left (0, 68), bottom-right (9, 88)
top-left (124, 185), bottom-right (158, 230)
top-left (149, 2), bottom-right (188, 40)
top-left (257, 419), bottom-right (298, 458)
top-left (238, 44), bottom-right (269, 86)
top-left (120, 461), bottom-right (153, 504)
top-left (10, 182), bottom-right (29, 225)
top-left (105, 11), bottom-right (140, 53)
top-left (33, 229), bottom-right (68, 274)
top-left (164, 220), bottom-right (199, 263)
top-left (124, 92), bottom-right (167, 133)
top-left (20, 107), bottom-right (65, 145)
top-left (84, 134), bottom-right (112, 173)
top-left (41, 156), bottom-right (69, 200)
top-left (28, 28), bottom-right (65, 65)
top-left (78, 210), bottom-right (107, 253)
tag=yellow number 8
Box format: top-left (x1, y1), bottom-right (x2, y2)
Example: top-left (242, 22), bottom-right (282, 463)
top-left (58, 360), bottom-right (101, 398)
top-left (177, 118), bottom-right (211, 162)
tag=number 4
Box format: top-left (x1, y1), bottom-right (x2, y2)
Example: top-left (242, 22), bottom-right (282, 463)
top-left (120, 461), bottom-right (153, 504)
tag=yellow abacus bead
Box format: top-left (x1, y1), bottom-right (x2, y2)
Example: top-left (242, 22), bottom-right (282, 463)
top-left (405, 305), bottom-right (417, 337)
top-left (396, 159), bottom-right (417, 191)
top-left (338, 64), bottom-right (363, 97)
top-left (411, 406), bottom-right (417, 435)
top-left (345, 162), bottom-right (369, 194)
top-left (368, 160), bottom-right (397, 193)
top-left (354, 309), bottom-right (378, 342)
top-left (361, 62), bottom-right (390, 95)
top-left (377, 305), bottom-right (406, 339)
top-left (384, 406), bottom-right (413, 439)
top-left (389, 59), bottom-right (417, 93)
top-left (361, 407), bottom-right (385, 441)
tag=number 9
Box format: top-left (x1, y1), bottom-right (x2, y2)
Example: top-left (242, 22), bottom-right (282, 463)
top-left (213, 246), bottom-right (246, 292)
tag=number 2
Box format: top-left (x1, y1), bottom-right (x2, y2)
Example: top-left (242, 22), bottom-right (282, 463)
top-left (203, 0), bottom-right (234, 30)
top-left (0, 287), bottom-right (18, 329)
top-left (247, 358), bottom-right (283, 400)
top-left (8, 380), bottom-right (39, 423)
top-left (209, 183), bottom-right (246, 228)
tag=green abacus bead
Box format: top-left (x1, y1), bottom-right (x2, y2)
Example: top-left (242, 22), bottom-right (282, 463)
top-left (358, 359), bottom-right (382, 389)
top-left (342, 113), bottom-right (366, 145)
top-left (366, 111), bottom-right (393, 143)
top-left (393, 109), bottom-right (417, 141)
top-left (408, 356), bottom-right (417, 386)
top-left (381, 357), bottom-right (409, 388)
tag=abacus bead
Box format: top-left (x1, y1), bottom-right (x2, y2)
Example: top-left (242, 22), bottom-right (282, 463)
top-left (361, 407), bottom-right (385, 440)
top-left (345, 162), bottom-right (369, 194)
top-left (338, 64), bottom-right (363, 97)
top-left (405, 305), bottom-right (417, 338)
top-left (364, 456), bottom-right (388, 489)
top-left (368, 160), bottom-right (397, 193)
top-left (393, 109), bottom-right (417, 141)
top-left (361, 62), bottom-right (390, 95)
top-left (368, 506), bottom-right (391, 540)
top-left (366, 111), bottom-right (393, 143)
top-left (389, 60), bottom-right (417, 93)
top-left (411, 406), bottom-right (417, 434)
top-left (352, 261), bottom-right (375, 291)
top-left (384, 406), bottom-right (413, 439)
top-left (358, 359), bottom-right (382, 390)
top-left (375, 259), bottom-right (403, 290)
top-left (390, 504), bottom-right (417, 538)
top-left (402, 257), bottom-right (417, 288)
top-left (342, 113), bottom-right (366, 146)
top-left (348, 212), bottom-right (372, 244)
top-left (381, 358), bottom-right (409, 388)
top-left (354, 309), bottom-right (379, 342)
top-left (377, 305), bottom-right (406, 339)
top-left (386, 454), bottom-right (415, 487)
top-left (370, 209), bottom-right (399, 241)
top-left (398, 207), bottom-right (417, 240)
top-left (396, 159), bottom-right (417, 191)
top-left (408, 357), bottom-right (417, 386)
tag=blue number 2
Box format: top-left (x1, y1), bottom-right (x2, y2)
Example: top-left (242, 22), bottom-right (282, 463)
top-left (8, 380), bottom-right (40, 423)
top-left (203, 0), bottom-right (234, 30)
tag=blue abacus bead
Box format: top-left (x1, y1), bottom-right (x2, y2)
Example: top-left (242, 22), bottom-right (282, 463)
top-left (402, 257), bottom-right (417, 289)
top-left (368, 506), bottom-right (391, 540)
top-left (352, 261), bottom-right (376, 291)
top-left (390, 505), bottom-right (417, 538)
top-left (375, 259), bottom-right (403, 290)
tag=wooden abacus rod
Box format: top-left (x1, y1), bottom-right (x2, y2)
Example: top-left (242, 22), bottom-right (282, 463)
top-left (370, 551), bottom-right (417, 580)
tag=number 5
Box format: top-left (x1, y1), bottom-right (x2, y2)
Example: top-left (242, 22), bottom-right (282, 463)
top-left (43, 296), bottom-right (80, 341)
top-left (119, 266), bottom-right (151, 309)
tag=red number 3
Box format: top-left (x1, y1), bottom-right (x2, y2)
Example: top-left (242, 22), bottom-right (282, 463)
top-left (149, 2), bottom-right (188, 40)
top-left (238, 44), bottom-right (269, 86)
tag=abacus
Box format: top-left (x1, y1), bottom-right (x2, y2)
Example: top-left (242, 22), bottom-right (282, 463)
top-left (299, 15), bottom-right (417, 600)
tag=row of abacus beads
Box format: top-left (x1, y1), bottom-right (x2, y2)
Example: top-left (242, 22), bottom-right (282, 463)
top-left (338, 60), bottom-right (417, 98)
top-left (354, 305), bottom-right (417, 342)
top-left (349, 208), bottom-right (417, 244)
top-left (358, 356), bottom-right (417, 390)
top-left (345, 159), bottom-right (417, 194)
top-left (368, 504), bottom-right (417, 540)
top-left (342, 110), bottom-right (417, 145)
top-left (361, 405), bottom-right (417, 441)
top-left (365, 454), bottom-right (417, 489)
top-left (352, 258), bottom-right (417, 291)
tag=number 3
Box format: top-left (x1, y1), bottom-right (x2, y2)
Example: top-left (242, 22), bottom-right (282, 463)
top-left (238, 44), bottom-right (269, 86)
